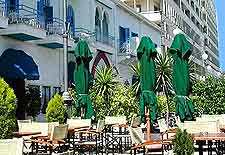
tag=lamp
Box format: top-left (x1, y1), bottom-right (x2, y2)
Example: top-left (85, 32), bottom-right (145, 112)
top-left (202, 52), bottom-right (208, 60)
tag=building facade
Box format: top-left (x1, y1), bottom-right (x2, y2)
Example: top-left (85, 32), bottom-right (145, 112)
top-left (0, 0), bottom-right (161, 119)
top-left (123, 0), bottom-right (220, 77)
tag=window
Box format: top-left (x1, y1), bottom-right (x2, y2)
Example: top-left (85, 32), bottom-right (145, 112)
top-left (119, 26), bottom-right (130, 53)
top-left (95, 8), bottom-right (101, 41)
top-left (136, 5), bottom-right (141, 12)
top-left (42, 86), bottom-right (51, 114)
top-left (131, 32), bottom-right (138, 37)
top-left (154, 5), bottom-right (159, 11)
top-left (102, 12), bottom-right (109, 43)
top-left (67, 5), bottom-right (75, 37)
top-left (53, 87), bottom-right (61, 96)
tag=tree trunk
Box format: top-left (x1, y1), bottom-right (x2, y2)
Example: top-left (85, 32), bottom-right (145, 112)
top-left (162, 81), bottom-right (170, 128)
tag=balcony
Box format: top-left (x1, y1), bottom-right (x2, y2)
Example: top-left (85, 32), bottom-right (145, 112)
top-left (32, 18), bottom-right (74, 49)
top-left (0, 5), bottom-right (46, 41)
top-left (0, 1), bottom-right (8, 29)
top-left (140, 11), bottom-right (161, 24)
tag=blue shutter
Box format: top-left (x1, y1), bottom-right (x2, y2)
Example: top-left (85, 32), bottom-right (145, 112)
top-left (67, 5), bottom-right (75, 37)
top-left (37, 0), bottom-right (44, 22)
top-left (5, 0), bottom-right (10, 16)
top-left (119, 26), bottom-right (125, 45)
top-left (15, 0), bottom-right (19, 14)
top-left (125, 28), bottom-right (130, 42)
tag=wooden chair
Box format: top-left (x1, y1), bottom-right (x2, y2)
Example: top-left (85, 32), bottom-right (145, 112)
top-left (31, 124), bottom-right (69, 155)
top-left (128, 127), bottom-right (171, 155)
top-left (74, 120), bottom-right (106, 155)
top-left (0, 138), bottom-right (23, 155)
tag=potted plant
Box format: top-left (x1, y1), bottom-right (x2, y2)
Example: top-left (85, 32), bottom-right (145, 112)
top-left (46, 94), bottom-right (66, 124)
top-left (172, 128), bottom-right (195, 155)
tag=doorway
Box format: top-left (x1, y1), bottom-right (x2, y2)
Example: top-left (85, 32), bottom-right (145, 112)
top-left (5, 78), bottom-right (26, 120)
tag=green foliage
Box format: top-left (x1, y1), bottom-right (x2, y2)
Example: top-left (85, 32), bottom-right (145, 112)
top-left (90, 67), bottom-right (139, 122)
top-left (155, 52), bottom-right (173, 92)
top-left (0, 78), bottom-right (17, 139)
top-left (130, 63), bottom-right (140, 95)
top-left (189, 95), bottom-right (205, 117)
top-left (157, 95), bottom-right (175, 114)
top-left (172, 128), bottom-right (195, 155)
top-left (24, 85), bottom-right (41, 118)
top-left (92, 67), bottom-right (117, 102)
top-left (192, 76), bottom-right (225, 115)
top-left (46, 94), bottom-right (66, 124)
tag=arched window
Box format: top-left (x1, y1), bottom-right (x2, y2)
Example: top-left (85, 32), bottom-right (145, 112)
top-left (67, 5), bottom-right (75, 38)
top-left (95, 7), bottom-right (101, 41)
top-left (102, 12), bottom-right (109, 43)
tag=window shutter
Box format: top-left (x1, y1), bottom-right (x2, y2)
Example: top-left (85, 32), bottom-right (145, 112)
top-left (15, 0), bottom-right (19, 14)
top-left (5, 0), bottom-right (10, 16)
top-left (125, 28), bottom-right (130, 42)
top-left (37, 0), bottom-right (44, 22)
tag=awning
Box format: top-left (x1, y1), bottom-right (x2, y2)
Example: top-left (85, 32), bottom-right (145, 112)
top-left (0, 49), bottom-right (40, 80)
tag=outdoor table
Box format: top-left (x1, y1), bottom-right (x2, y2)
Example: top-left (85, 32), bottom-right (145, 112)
top-left (192, 133), bottom-right (225, 155)
top-left (12, 131), bottom-right (41, 138)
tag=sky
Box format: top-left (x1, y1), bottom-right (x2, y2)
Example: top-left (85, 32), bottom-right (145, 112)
top-left (215, 0), bottom-right (225, 71)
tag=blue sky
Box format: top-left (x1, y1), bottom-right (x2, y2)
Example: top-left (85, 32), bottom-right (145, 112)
top-left (215, 0), bottom-right (225, 71)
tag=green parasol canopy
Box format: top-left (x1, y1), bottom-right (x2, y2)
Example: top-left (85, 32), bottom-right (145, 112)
top-left (137, 36), bottom-right (158, 123)
top-left (74, 40), bottom-right (94, 119)
top-left (168, 33), bottom-right (194, 122)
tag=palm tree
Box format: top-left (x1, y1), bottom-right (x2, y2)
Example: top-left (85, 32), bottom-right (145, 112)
top-left (155, 52), bottom-right (173, 127)
top-left (92, 67), bottom-right (117, 103)
top-left (130, 63), bottom-right (140, 95)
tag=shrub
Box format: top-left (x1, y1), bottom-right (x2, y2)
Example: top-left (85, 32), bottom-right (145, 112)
top-left (172, 128), bottom-right (194, 155)
top-left (192, 76), bottom-right (225, 115)
top-left (157, 95), bottom-right (175, 114)
top-left (91, 83), bottom-right (139, 122)
top-left (46, 94), bottom-right (66, 124)
top-left (0, 78), bottom-right (17, 139)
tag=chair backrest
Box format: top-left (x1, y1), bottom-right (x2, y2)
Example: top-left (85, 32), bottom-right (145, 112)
top-left (105, 116), bottom-right (127, 125)
top-left (0, 138), bottom-right (23, 155)
top-left (50, 124), bottom-right (68, 141)
top-left (96, 120), bottom-right (105, 132)
top-left (31, 122), bottom-right (49, 136)
top-left (48, 122), bottom-right (59, 135)
top-left (158, 118), bottom-right (168, 133)
top-left (67, 119), bottom-right (91, 129)
top-left (19, 123), bottom-right (33, 132)
top-left (17, 120), bottom-right (32, 132)
top-left (131, 115), bottom-right (141, 128)
top-left (128, 127), bottom-right (144, 145)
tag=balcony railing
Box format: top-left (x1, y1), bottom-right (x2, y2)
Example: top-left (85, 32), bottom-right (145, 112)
top-left (8, 5), bottom-right (45, 29)
top-left (95, 32), bottom-right (115, 47)
top-left (46, 18), bottom-right (64, 36)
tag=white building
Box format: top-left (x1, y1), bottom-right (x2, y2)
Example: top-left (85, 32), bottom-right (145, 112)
top-left (72, 0), bottom-right (161, 83)
top-left (122, 0), bottom-right (221, 77)
top-left (0, 0), bottom-right (161, 119)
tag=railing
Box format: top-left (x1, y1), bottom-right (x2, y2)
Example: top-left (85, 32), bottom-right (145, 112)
top-left (46, 17), bottom-right (64, 36)
top-left (8, 5), bottom-right (45, 29)
top-left (95, 32), bottom-right (115, 47)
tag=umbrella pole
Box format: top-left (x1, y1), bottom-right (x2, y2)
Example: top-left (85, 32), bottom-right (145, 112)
top-left (145, 106), bottom-right (151, 141)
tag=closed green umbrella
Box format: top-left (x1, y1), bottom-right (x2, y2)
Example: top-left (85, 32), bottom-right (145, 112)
top-left (137, 36), bottom-right (158, 123)
top-left (74, 40), bottom-right (94, 119)
top-left (168, 33), bottom-right (194, 122)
